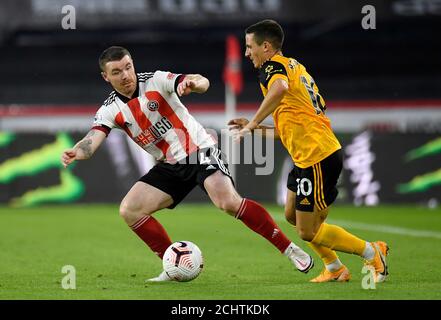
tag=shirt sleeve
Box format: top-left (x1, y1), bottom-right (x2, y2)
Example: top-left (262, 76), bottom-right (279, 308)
top-left (153, 70), bottom-right (185, 94)
top-left (258, 60), bottom-right (288, 90)
top-left (92, 105), bottom-right (116, 135)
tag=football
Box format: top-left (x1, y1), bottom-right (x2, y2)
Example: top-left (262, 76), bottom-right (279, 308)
top-left (162, 241), bottom-right (204, 282)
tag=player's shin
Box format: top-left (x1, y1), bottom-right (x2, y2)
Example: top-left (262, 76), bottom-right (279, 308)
top-left (130, 215), bottom-right (172, 259)
top-left (307, 242), bottom-right (343, 272)
top-left (310, 223), bottom-right (367, 256)
top-left (307, 242), bottom-right (338, 264)
top-left (235, 198), bottom-right (291, 253)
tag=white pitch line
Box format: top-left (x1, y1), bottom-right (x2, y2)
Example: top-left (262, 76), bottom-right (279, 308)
top-left (328, 219), bottom-right (441, 240)
top-left (274, 216), bottom-right (441, 240)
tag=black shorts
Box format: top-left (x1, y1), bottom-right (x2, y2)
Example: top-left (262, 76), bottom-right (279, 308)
top-left (139, 146), bottom-right (232, 209)
top-left (287, 149), bottom-right (342, 212)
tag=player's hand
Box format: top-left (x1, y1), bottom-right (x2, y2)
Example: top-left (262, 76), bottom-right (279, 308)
top-left (227, 118), bottom-right (250, 131)
top-left (228, 118), bottom-right (255, 142)
top-left (61, 149), bottom-right (77, 168)
top-left (177, 79), bottom-right (196, 97)
top-left (232, 127), bottom-right (252, 142)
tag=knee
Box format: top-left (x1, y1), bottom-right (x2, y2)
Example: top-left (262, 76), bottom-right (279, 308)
top-left (215, 197), bottom-right (241, 215)
top-left (119, 201), bottom-right (143, 223)
top-left (119, 201), bottom-right (133, 221)
top-left (297, 229), bottom-right (316, 242)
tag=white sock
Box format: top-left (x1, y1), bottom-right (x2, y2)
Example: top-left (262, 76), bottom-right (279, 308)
top-left (362, 242), bottom-right (375, 260)
top-left (283, 242), bottom-right (300, 255)
top-left (325, 258), bottom-right (343, 272)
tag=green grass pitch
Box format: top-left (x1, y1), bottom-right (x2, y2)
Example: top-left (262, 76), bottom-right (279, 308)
top-left (1, 203), bottom-right (441, 300)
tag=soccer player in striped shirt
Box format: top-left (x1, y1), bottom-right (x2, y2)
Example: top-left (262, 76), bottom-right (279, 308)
top-left (61, 46), bottom-right (314, 281)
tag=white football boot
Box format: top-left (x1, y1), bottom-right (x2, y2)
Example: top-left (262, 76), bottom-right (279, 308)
top-left (284, 242), bottom-right (314, 273)
top-left (145, 271), bottom-right (174, 282)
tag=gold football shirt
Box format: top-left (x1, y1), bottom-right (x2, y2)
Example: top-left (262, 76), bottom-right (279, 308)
top-left (258, 54), bottom-right (341, 168)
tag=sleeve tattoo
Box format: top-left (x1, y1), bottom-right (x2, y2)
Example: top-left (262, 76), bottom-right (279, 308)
top-left (78, 130), bottom-right (95, 158)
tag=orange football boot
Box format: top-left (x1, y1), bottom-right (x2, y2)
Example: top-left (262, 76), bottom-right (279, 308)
top-left (310, 265), bottom-right (351, 283)
top-left (365, 241), bottom-right (389, 283)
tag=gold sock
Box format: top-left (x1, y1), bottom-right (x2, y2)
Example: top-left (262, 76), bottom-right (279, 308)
top-left (307, 242), bottom-right (339, 265)
top-left (311, 223), bottom-right (367, 256)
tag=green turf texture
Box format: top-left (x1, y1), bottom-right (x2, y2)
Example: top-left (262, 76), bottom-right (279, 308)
top-left (1, 204), bottom-right (440, 300)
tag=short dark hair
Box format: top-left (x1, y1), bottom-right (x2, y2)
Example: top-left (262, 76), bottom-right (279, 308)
top-left (245, 19), bottom-right (284, 50)
top-left (99, 46), bottom-right (132, 71)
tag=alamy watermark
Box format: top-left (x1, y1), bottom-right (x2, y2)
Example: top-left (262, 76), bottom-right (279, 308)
top-left (61, 5), bottom-right (76, 30)
top-left (61, 265), bottom-right (76, 289)
top-left (166, 128), bottom-right (276, 176)
top-left (221, 128), bottom-right (275, 176)
top-left (362, 5), bottom-right (376, 30)
top-left (361, 265), bottom-right (376, 290)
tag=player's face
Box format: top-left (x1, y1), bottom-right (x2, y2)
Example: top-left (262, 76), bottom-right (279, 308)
top-left (101, 55), bottom-right (137, 96)
top-left (245, 33), bottom-right (266, 68)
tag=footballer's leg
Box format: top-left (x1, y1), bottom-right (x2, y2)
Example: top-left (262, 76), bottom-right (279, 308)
top-left (284, 189), bottom-right (297, 226)
top-left (120, 182), bottom-right (173, 226)
top-left (285, 189), bottom-right (348, 282)
top-left (296, 208), bottom-right (351, 282)
top-left (202, 170), bottom-right (241, 216)
top-left (295, 151), bottom-right (389, 283)
top-left (132, 162), bottom-right (199, 282)
top-left (121, 181), bottom-right (176, 283)
top-left (203, 170), bottom-right (313, 273)
top-left (120, 181), bottom-right (174, 259)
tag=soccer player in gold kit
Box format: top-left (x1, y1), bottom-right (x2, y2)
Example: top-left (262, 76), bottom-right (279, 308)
top-left (229, 20), bottom-right (389, 283)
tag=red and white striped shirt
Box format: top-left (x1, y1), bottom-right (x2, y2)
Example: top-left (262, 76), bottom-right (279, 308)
top-left (93, 71), bottom-right (216, 163)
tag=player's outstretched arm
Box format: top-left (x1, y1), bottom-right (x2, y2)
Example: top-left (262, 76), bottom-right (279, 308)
top-left (177, 74), bottom-right (210, 96)
top-left (229, 79), bottom-right (287, 141)
top-left (247, 78), bottom-right (288, 130)
top-left (228, 118), bottom-right (280, 139)
top-left (61, 129), bottom-right (106, 168)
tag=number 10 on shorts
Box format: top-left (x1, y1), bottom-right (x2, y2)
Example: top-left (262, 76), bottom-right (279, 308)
top-left (296, 178), bottom-right (312, 196)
